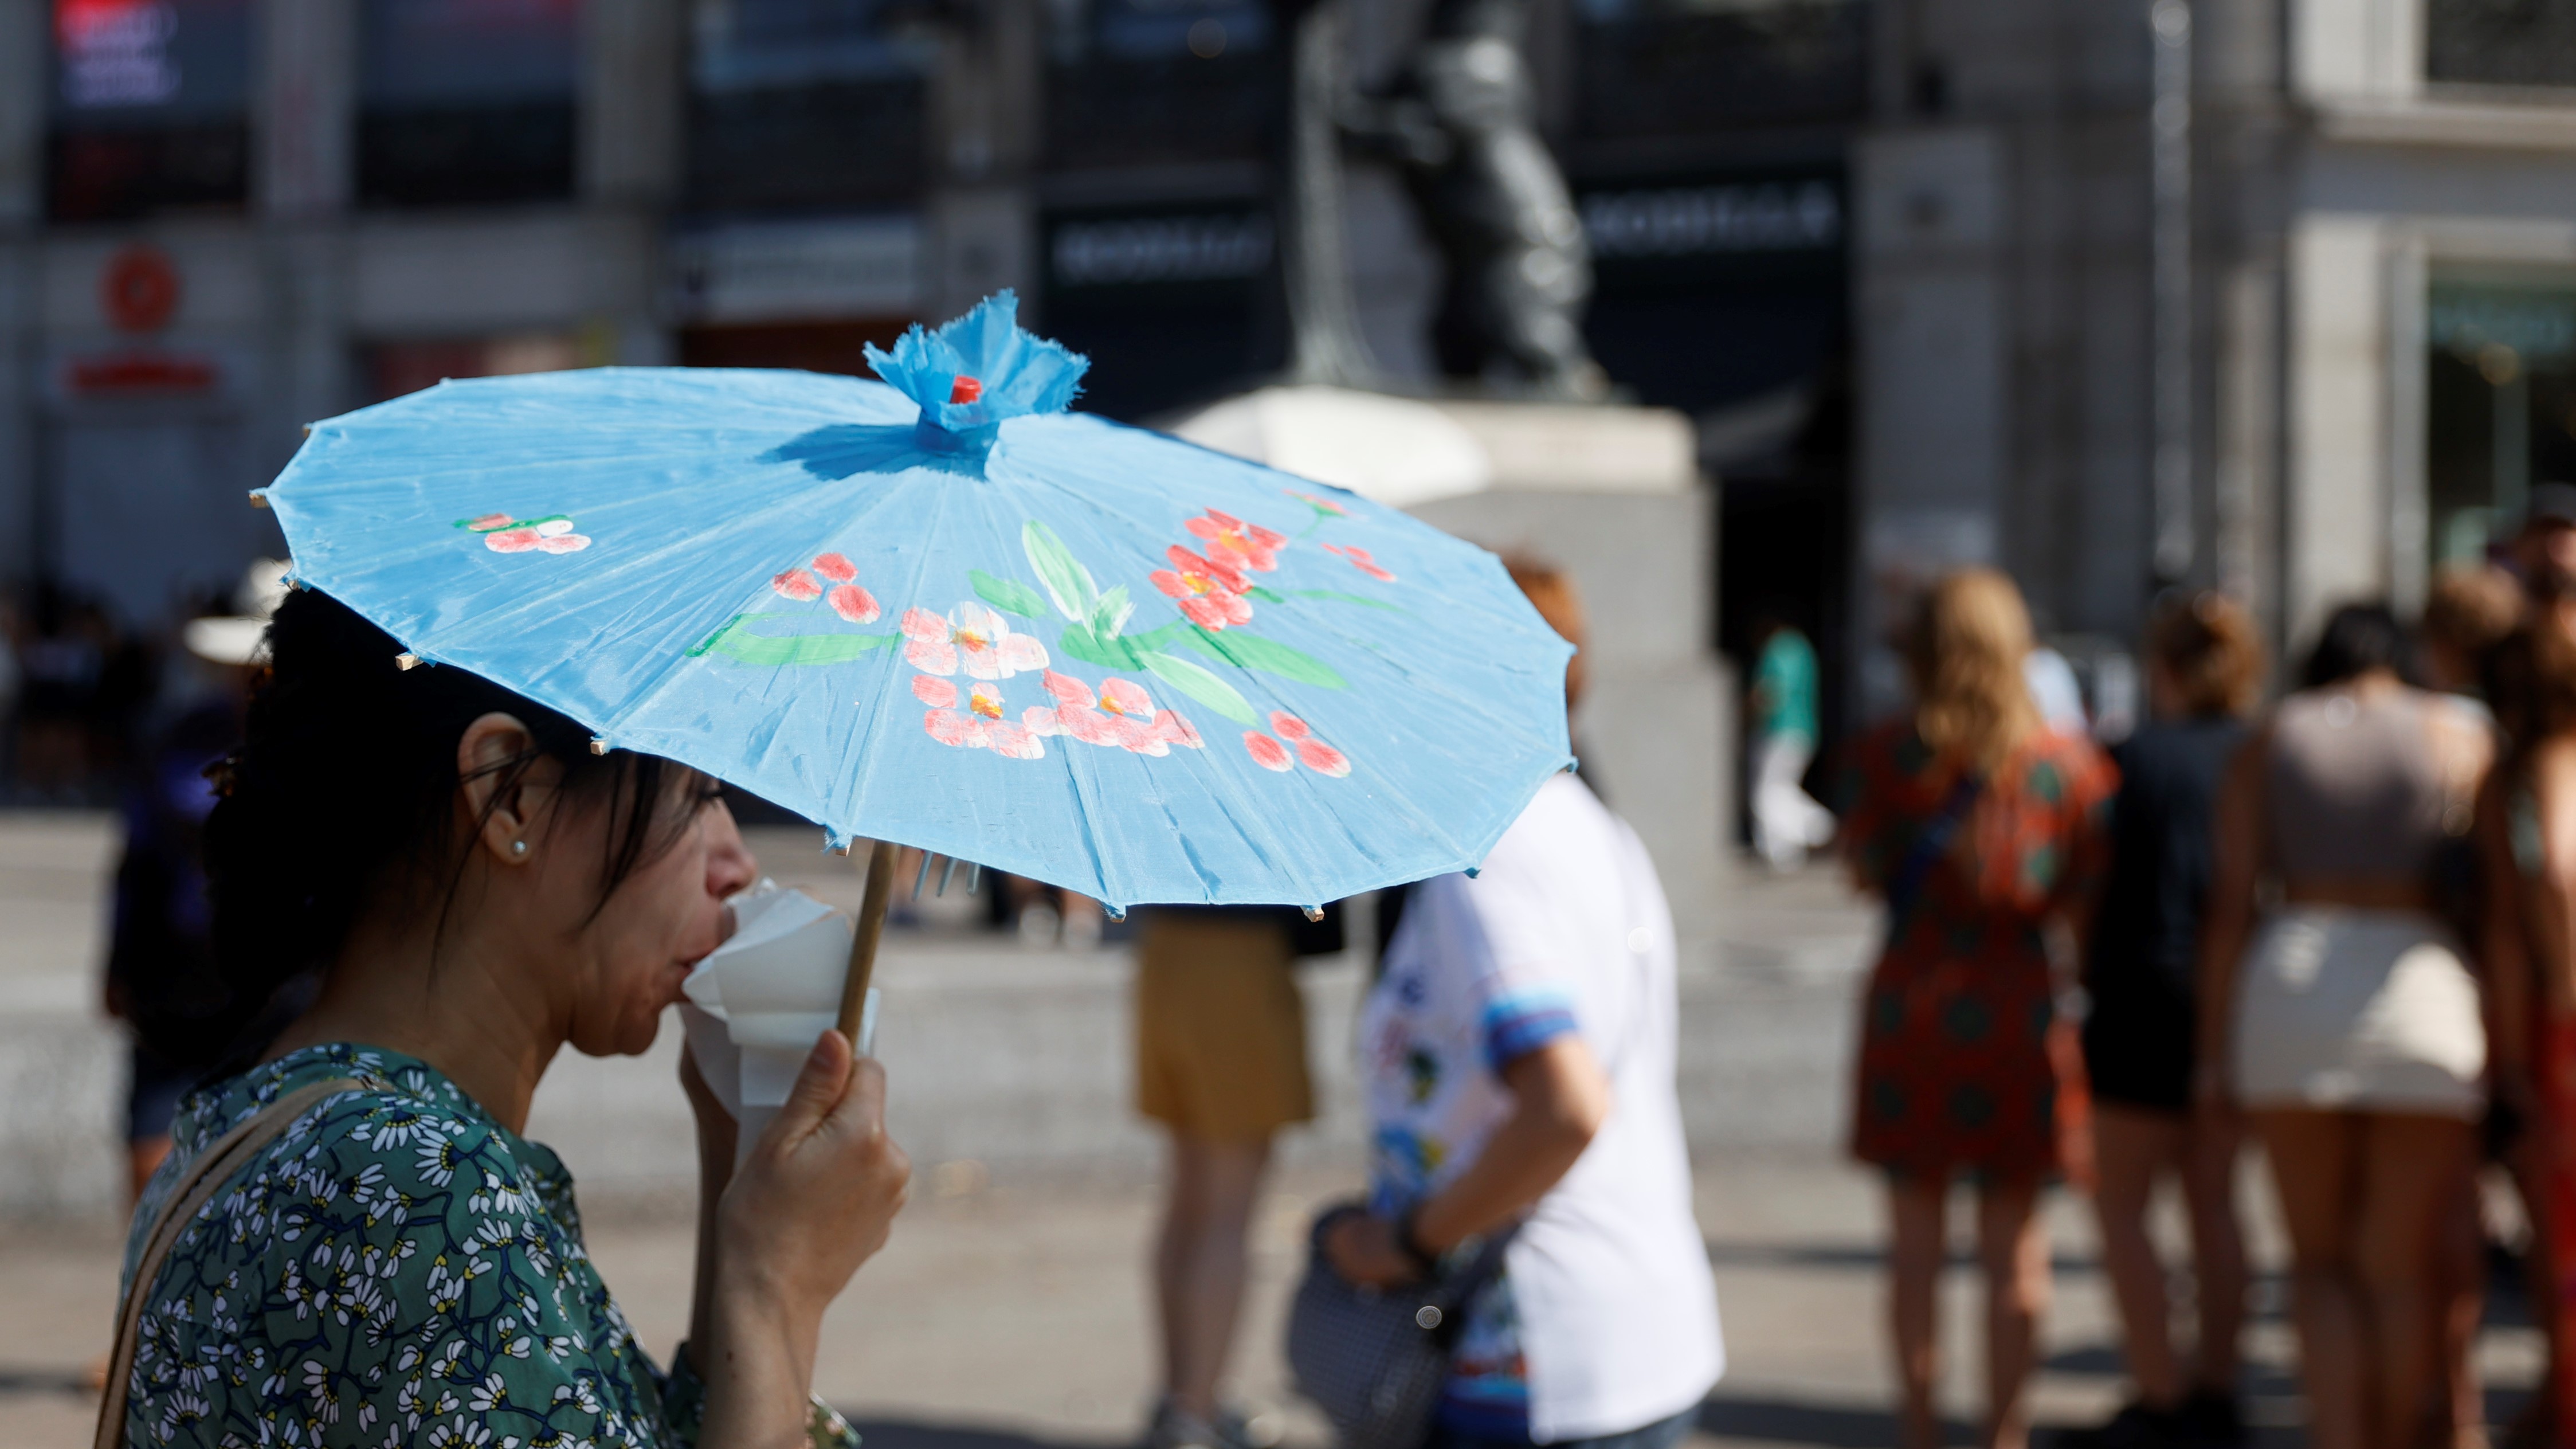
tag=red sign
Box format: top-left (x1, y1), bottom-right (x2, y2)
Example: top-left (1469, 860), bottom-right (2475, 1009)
top-left (66, 351), bottom-right (217, 395)
top-left (100, 245), bottom-right (180, 332)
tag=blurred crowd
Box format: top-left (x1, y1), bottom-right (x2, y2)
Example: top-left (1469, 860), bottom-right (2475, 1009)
top-left (1789, 483), bottom-right (2576, 1449)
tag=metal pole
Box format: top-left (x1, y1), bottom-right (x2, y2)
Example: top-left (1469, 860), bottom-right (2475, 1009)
top-left (2150, 0), bottom-right (2195, 583)
top-left (838, 839), bottom-right (899, 1047)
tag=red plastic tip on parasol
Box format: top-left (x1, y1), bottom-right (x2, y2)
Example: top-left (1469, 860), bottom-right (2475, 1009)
top-left (949, 375), bottom-right (983, 404)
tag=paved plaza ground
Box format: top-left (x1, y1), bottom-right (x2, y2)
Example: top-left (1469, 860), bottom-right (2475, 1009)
top-left (0, 813), bottom-right (2547, 1448)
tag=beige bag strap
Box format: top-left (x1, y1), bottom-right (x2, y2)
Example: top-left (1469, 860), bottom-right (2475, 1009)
top-left (94, 1077), bottom-right (363, 1449)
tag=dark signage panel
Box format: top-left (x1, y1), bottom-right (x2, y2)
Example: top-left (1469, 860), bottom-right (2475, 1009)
top-left (46, 0), bottom-right (253, 220)
top-left (1042, 207), bottom-right (1281, 421)
top-left (356, 0), bottom-right (581, 207)
top-left (686, 0), bottom-right (930, 213)
top-left (1578, 169), bottom-right (1846, 417)
top-left (1044, 0), bottom-right (1280, 171)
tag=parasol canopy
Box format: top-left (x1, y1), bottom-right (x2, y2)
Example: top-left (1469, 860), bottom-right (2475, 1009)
top-left (257, 292), bottom-right (1574, 914)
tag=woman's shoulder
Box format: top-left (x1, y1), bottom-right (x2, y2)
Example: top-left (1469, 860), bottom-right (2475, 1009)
top-left (173, 1042), bottom-right (497, 1161)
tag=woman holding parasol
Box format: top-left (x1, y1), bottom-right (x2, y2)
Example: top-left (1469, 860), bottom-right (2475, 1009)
top-left (100, 293), bottom-right (1585, 1446)
top-left (102, 587), bottom-right (908, 1447)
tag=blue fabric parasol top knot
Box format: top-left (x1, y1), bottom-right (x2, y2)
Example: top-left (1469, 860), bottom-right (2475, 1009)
top-left (865, 290), bottom-right (1088, 456)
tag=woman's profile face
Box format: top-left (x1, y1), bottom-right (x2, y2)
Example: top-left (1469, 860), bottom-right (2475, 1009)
top-left (540, 771), bottom-right (759, 1059)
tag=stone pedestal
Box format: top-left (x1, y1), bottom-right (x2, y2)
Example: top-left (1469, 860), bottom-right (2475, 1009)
top-left (1167, 385), bottom-right (1731, 937)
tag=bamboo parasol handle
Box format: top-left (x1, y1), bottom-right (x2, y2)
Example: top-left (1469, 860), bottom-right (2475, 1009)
top-left (837, 839), bottom-right (899, 1049)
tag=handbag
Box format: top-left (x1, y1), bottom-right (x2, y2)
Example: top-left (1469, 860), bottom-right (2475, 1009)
top-left (95, 1078), bottom-right (362, 1449)
top-left (1285, 1205), bottom-right (1519, 1449)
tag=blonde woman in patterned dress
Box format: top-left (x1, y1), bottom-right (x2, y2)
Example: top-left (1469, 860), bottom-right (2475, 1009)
top-left (105, 588), bottom-right (911, 1447)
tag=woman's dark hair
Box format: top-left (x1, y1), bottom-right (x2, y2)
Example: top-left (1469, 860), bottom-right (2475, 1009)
top-left (173, 588), bottom-right (695, 1070)
top-left (2147, 590), bottom-right (2264, 718)
top-left (2300, 602), bottom-right (2408, 690)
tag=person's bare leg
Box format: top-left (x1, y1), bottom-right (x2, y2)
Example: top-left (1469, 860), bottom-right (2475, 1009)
top-left (1888, 1174), bottom-right (1948, 1449)
top-left (2428, 1168), bottom-right (2487, 1449)
top-left (1155, 1131), bottom-right (1272, 1421)
top-left (2094, 1107), bottom-right (2188, 1408)
top-left (2354, 1114), bottom-right (2476, 1449)
top-left (1977, 1176), bottom-right (2049, 1449)
top-left (2256, 1109), bottom-right (2370, 1449)
top-left (2179, 1108), bottom-right (2248, 1399)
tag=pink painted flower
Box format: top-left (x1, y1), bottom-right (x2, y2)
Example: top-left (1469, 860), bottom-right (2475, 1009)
top-left (826, 583), bottom-right (880, 624)
top-left (1024, 670), bottom-right (1201, 755)
top-left (1297, 739), bottom-right (1351, 777)
top-left (773, 568), bottom-right (821, 601)
top-left (1284, 488), bottom-right (1346, 517)
top-left (480, 515), bottom-right (586, 555)
top-left (813, 552), bottom-right (857, 583)
top-left (1150, 546), bottom-right (1254, 630)
top-left (1185, 509), bottom-right (1288, 573)
top-left (902, 601), bottom-right (1048, 679)
top-left (1322, 543), bottom-right (1396, 582)
top-left (913, 675), bottom-right (956, 707)
top-left (1247, 715), bottom-right (1352, 776)
top-left (924, 682), bottom-right (1048, 759)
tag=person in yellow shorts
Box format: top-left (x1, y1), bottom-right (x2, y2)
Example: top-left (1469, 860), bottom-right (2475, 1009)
top-left (1134, 902), bottom-right (1338, 1449)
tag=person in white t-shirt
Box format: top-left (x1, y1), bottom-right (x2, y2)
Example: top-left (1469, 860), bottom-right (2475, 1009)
top-left (1322, 556), bottom-right (1723, 1449)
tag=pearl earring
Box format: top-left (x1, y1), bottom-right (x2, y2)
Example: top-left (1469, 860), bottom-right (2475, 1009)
top-left (510, 840), bottom-right (528, 857)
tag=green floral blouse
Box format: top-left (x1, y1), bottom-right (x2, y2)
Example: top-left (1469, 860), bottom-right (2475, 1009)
top-left (116, 1041), bottom-right (860, 1448)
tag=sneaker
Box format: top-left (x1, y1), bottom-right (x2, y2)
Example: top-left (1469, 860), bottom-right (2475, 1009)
top-left (2059, 1403), bottom-right (2183, 1449)
top-left (1017, 903), bottom-right (1060, 949)
top-left (2176, 1390), bottom-right (2247, 1449)
top-left (1138, 1400), bottom-right (1278, 1449)
top-left (1139, 1400), bottom-right (1220, 1449)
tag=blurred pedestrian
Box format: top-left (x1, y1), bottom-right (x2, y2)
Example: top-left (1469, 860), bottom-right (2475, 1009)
top-left (2197, 603), bottom-right (2492, 1449)
top-left (2067, 592), bottom-right (2262, 1449)
top-left (2418, 562), bottom-right (2526, 1449)
top-left (2479, 608), bottom-right (2576, 1449)
top-left (104, 586), bottom-right (909, 1446)
top-left (1319, 554), bottom-right (1722, 1449)
top-left (1840, 568), bottom-right (2115, 1449)
top-left (1745, 604), bottom-right (1834, 871)
top-left (2511, 483), bottom-right (2576, 605)
top-left (1133, 900), bottom-right (1333, 1449)
top-left (101, 562), bottom-right (288, 1204)
top-left (15, 583), bottom-right (102, 800)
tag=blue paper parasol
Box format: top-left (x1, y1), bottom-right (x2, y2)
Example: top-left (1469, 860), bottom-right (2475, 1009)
top-left (258, 293), bottom-right (1573, 930)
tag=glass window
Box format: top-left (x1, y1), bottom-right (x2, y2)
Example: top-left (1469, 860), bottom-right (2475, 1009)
top-left (1573, 0), bottom-right (1867, 142)
top-left (2426, 284), bottom-right (2576, 570)
top-left (685, 0), bottom-right (930, 213)
top-left (2428, 0), bottom-right (2576, 91)
top-left (357, 0), bottom-right (582, 208)
top-left (1042, 0), bottom-right (1279, 171)
top-left (47, 0), bottom-right (253, 221)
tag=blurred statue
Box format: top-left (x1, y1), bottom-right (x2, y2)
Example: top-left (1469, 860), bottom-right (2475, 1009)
top-left (1276, 0), bottom-right (1609, 401)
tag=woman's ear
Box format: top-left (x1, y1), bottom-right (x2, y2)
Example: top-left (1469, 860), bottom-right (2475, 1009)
top-left (457, 712), bottom-right (554, 867)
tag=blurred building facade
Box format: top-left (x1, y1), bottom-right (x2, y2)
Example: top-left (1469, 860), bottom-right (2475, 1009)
top-left (3, 0), bottom-right (2569, 730)
top-left (1861, 0), bottom-right (2576, 714)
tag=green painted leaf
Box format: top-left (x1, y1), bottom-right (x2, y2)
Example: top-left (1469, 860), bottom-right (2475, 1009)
top-left (1088, 584), bottom-right (1134, 639)
top-left (1240, 585), bottom-right (1286, 604)
top-left (1182, 627), bottom-right (1347, 688)
top-left (971, 569), bottom-right (1050, 618)
top-left (1023, 520), bottom-right (1097, 621)
top-left (1059, 622), bottom-right (1147, 671)
top-left (1285, 588), bottom-right (1403, 612)
top-left (712, 632), bottom-right (893, 665)
top-left (1139, 651), bottom-right (1256, 723)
